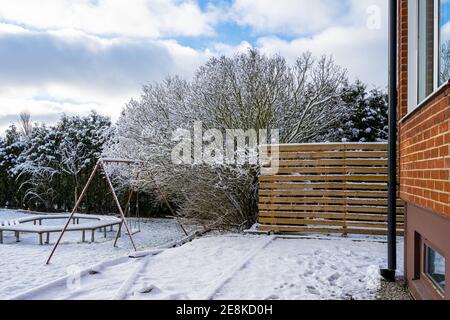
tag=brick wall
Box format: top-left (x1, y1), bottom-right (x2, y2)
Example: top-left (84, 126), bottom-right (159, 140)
top-left (398, 87), bottom-right (450, 217)
top-left (398, 0), bottom-right (450, 218)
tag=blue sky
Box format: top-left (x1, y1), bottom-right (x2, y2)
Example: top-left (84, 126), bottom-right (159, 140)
top-left (0, 0), bottom-right (388, 133)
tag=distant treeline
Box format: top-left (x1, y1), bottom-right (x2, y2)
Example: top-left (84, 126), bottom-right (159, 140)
top-left (0, 111), bottom-right (169, 216)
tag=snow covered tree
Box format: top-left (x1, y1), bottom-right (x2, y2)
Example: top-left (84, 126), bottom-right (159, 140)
top-left (0, 125), bottom-right (26, 207)
top-left (104, 49), bottom-right (350, 228)
top-left (323, 81), bottom-right (388, 142)
top-left (14, 125), bottom-right (60, 210)
top-left (56, 112), bottom-right (111, 205)
top-left (192, 50), bottom-right (348, 142)
top-left (13, 111), bottom-right (112, 211)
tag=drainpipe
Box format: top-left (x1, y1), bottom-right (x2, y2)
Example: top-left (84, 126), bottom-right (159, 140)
top-left (380, 0), bottom-right (397, 282)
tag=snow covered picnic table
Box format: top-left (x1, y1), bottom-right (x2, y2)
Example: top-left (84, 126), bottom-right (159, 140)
top-left (0, 213), bottom-right (122, 245)
top-left (10, 234), bottom-right (404, 300)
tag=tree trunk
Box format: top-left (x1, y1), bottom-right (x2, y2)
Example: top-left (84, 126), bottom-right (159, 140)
top-left (74, 175), bottom-right (79, 207)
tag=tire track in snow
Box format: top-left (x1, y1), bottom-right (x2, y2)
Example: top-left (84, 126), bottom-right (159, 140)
top-left (193, 236), bottom-right (276, 300)
top-left (10, 255), bottom-right (131, 300)
top-left (9, 240), bottom-right (185, 300)
top-left (112, 233), bottom-right (206, 299)
top-left (112, 254), bottom-right (153, 300)
top-left (12, 234), bottom-right (274, 300)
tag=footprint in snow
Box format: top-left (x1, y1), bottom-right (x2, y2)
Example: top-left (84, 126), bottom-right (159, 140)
top-left (303, 270), bottom-right (314, 277)
top-left (307, 286), bottom-right (320, 295)
top-left (327, 273), bottom-right (341, 285)
top-left (138, 284), bottom-right (162, 294)
top-left (328, 272), bottom-right (340, 281)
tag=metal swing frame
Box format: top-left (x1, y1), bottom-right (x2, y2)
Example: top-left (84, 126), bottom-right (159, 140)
top-left (46, 158), bottom-right (187, 264)
top-left (46, 158), bottom-right (139, 264)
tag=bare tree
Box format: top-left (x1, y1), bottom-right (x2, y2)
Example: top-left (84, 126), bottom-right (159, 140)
top-left (58, 136), bottom-right (90, 205)
top-left (18, 111), bottom-right (33, 138)
top-left (192, 50), bottom-right (347, 142)
top-left (17, 163), bottom-right (58, 210)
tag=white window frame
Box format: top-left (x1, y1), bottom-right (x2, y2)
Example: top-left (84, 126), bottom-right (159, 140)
top-left (408, 0), bottom-right (447, 113)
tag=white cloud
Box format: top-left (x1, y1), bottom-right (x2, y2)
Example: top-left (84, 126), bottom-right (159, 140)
top-left (0, 0), bottom-right (390, 134)
top-left (0, 27), bottom-right (211, 89)
top-left (230, 0), bottom-right (345, 35)
top-left (0, 27), bottom-right (212, 133)
top-left (0, 0), bottom-right (218, 38)
top-left (160, 39), bottom-right (211, 78)
top-left (343, 0), bottom-right (387, 25)
top-left (257, 25), bottom-right (387, 87)
top-left (0, 22), bottom-right (29, 34)
top-left (442, 21), bottom-right (450, 43)
top-left (0, 95), bottom-right (101, 134)
top-left (230, 0), bottom-right (387, 36)
top-left (230, 0), bottom-right (389, 87)
top-left (209, 41), bottom-right (253, 57)
top-left (0, 83), bottom-right (123, 132)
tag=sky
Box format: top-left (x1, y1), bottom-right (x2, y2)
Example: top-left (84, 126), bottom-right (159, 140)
top-left (0, 0), bottom-right (388, 133)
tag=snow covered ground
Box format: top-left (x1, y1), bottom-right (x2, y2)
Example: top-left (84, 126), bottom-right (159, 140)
top-left (2, 210), bottom-right (404, 300)
top-left (121, 235), bottom-right (403, 300)
top-left (0, 209), bottom-right (195, 299)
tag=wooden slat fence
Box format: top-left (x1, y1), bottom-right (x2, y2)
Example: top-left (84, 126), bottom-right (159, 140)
top-left (257, 143), bottom-right (404, 236)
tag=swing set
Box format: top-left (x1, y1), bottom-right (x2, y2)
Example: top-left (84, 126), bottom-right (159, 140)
top-left (46, 158), bottom-right (187, 264)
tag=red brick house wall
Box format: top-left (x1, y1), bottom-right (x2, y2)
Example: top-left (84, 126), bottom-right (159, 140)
top-left (398, 0), bottom-right (450, 300)
top-left (398, 0), bottom-right (450, 216)
top-left (399, 89), bottom-right (450, 217)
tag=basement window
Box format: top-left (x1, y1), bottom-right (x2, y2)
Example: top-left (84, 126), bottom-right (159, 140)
top-left (424, 244), bottom-right (446, 294)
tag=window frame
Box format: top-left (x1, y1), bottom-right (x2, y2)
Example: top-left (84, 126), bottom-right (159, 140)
top-left (423, 241), bottom-right (446, 296)
top-left (407, 0), bottom-right (449, 113)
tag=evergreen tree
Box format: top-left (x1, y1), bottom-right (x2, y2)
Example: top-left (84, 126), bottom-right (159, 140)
top-left (324, 81), bottom-right (388, 142)
top-left (12, 111), bottom-right (112, 212)
top-left (0, 125), bottom-right (26, 207)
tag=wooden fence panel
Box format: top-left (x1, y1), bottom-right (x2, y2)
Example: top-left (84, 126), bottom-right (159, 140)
top-left (257, 143), bottom-right (404, 236)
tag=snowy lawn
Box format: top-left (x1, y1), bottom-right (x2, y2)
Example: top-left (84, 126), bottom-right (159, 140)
top-left (0, 209), bottom-right (195, 299)
top-left (5, 227), bottom-right (404, 300)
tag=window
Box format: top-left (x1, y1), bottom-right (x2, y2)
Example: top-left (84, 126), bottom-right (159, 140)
top-left (439, 0), bottom-right (450, 85)
top-left (418, 0), bottom-right (435, 102)
top-left (424, 244), bottom-right (446, 293)
top-left (408, 0), bottom-right (450, 110)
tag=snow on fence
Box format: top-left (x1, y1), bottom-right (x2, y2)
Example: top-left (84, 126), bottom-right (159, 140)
top-left (257, 143), bottom-right (404, 236)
